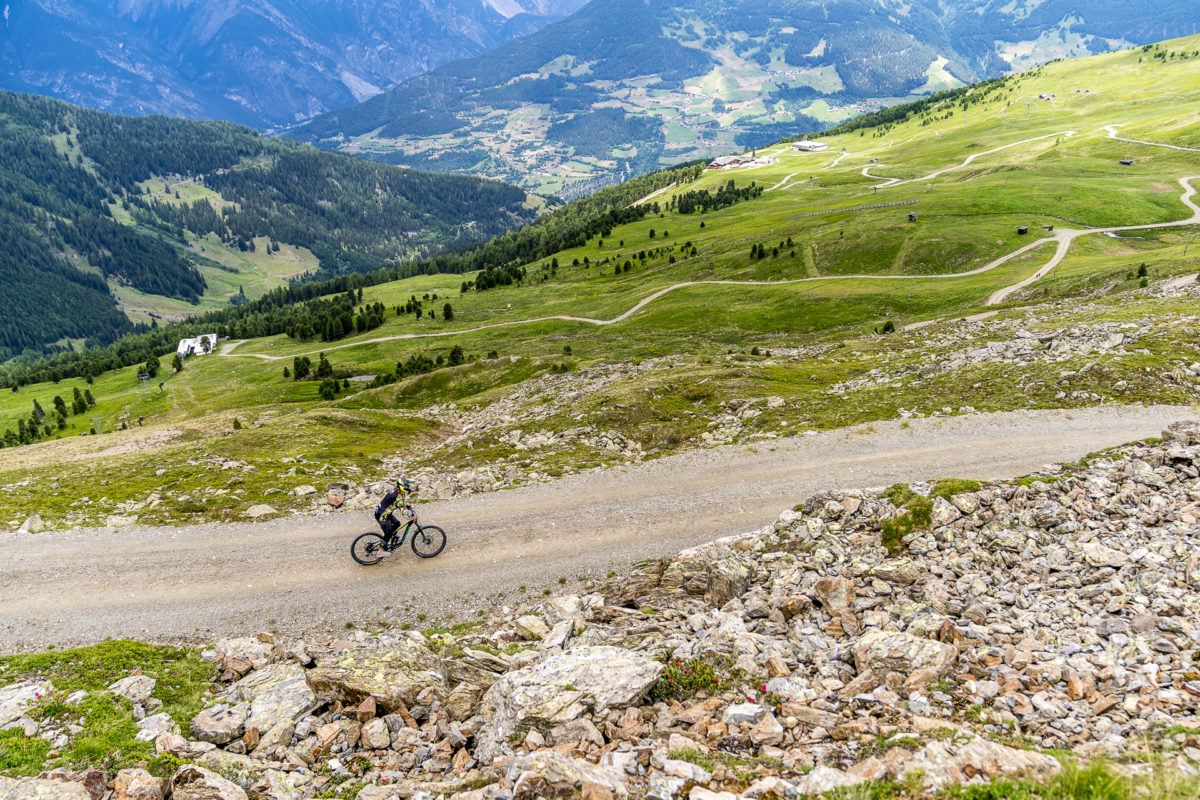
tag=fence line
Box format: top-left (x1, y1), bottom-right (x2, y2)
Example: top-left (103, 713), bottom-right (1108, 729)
top-left (788, 199), bottom-right (918, 220)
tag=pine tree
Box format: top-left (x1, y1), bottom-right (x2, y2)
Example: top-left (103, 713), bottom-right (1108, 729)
top-left (84, 389), bottom-right (96, 408)
top-left (316, 352), bottom-right (333, 378)
top-left (443, 303), bottom-right (453, 321)
top-left (172, 353), bottom-right (184, 372)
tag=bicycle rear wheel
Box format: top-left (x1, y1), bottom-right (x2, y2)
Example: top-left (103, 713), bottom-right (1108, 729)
top-left (351, 532), bottom-right (386, 565)
top-left (410, 524), bottom-right (446, 558)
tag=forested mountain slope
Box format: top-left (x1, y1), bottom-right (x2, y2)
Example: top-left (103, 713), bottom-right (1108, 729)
top-left (0, 0), bottom-right (588, 129)
top-left (292, 0), bottom-right (1200, 196)
top-left (0, 91), bottom-right (536, 359)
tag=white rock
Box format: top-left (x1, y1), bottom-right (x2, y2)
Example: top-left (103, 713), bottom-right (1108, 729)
top-left (17, 515), bottom-right (44, 534)
top-left (0, 679), bottom-right (54, 727)
top-left (108, 675), bottom-right (157, 704)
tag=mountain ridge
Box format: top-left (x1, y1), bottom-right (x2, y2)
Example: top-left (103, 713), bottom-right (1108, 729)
top-left (0, 0), bottom-right (588, 129)
top-left (0, 90), bottom-right (538, 359)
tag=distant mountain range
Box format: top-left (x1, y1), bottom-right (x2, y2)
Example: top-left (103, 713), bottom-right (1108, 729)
top-left (0, 0), bottom-right (587, 128)
top-left (0, 90), bottom-right (536, 358)
top-left (290, 0), bottom-right (1200, 196)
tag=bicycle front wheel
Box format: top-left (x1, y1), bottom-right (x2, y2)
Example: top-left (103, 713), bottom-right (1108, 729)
top-left (410, 524), bottom-right (446, 558)
top-left (351, 532), bottom-right (386, 565)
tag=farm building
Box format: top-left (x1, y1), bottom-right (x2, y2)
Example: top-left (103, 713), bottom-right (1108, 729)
top-left (792, 141), bottom-right (829, 152)
top-left (177, 333), bottom-right (218, 357)
top-left (707, 154), bottom-right (755, 170)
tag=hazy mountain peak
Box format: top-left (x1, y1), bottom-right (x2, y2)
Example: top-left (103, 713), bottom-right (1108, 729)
top-left (0, 0), bottom-right (587, 127)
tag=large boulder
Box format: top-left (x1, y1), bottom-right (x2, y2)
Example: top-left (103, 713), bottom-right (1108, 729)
top-left (212, 637), bottom-right (275, 672)
top-left (706, 549), bottom-right (756, 607)
top-left (190, 704), bottom-right (247, 745)
top-left (136, 711), bottom-right (180, 742)
top-left (219, 663), bottom-right (316, 752)
top-left (899, 737), bottom-right (1060, 790)
top-left (360, 718), bottom-right (391, 750)
top-left (113, 768), bottom-right (165, 800)
top-left (0, 776), bottom-right (93, 799)
top-left (851, 630), bottom-right (958, 688)
top-left (474, 646), bottom-right (662, 763)
top-left (0, 679), bottom-right (54, 727)
top-left (156, 733), bottom-right (216, 760)
top-left (108, 675), bottom-right (156, 705)
top-left (18, 515), bottom-right (45, 534)
top-left (791, 765), bottom-right (865, 795)
top-left (250, 770), bottom-right (311, 800)
top-left (506, 751), bottom-right (628, 799)
top-left (306, 638), bottom-right (446, 713)
top-left (169, 765), bottom-right (249, 800)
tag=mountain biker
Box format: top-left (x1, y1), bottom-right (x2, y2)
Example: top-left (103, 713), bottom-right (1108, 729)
top-left (375, 478), bottom-right (416, 544)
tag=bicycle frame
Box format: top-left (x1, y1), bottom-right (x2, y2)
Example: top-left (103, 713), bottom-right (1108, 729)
top-left (386, 507), bottom-right (422, 546)
top-left (393, 519), bottom-right (420, 546)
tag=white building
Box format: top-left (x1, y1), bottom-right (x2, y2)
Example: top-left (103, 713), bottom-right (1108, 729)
top-left (176, 333), bottom-right (218, 357)
top-left (792, 141), bottom-right (829, 152)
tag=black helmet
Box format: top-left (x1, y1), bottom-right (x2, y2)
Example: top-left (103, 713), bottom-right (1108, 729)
top-left (396, 478), bottom-right (416, 495)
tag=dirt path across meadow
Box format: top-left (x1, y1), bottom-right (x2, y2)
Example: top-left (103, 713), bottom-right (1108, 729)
top-left (1, 405), bottom-right (1193, 653)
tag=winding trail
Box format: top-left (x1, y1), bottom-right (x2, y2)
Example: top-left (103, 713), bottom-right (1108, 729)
top-left (1103, 124), bottom-right (1200, 153)
top-left (3, 406), bottom-right (1193, 651)
top-left (766, 171), bottom-right (805, 192)
top-left (867, 130), bottom-right (1076, 189)
top-left (886, 129), bottom-right (941, 149)
top-left (987, 175), bottom-right (1200, 304)
top-left (220, 131), bottom-right (1200, 361)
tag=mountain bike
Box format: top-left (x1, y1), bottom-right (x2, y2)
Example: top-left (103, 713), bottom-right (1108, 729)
top-left (351, 505), bottom-right (446, 564)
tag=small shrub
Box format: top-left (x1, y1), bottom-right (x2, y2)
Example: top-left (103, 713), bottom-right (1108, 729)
top-left (931, 478), bottom-right (981, 501)
top-left (880, 494), bottom-right (932, 555)
top-left (650, 654), bottom-right (739, 702)
top-left (746, 683), bottom-right (789, 714)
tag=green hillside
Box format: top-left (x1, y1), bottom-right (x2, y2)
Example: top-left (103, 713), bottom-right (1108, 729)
top-left (1, 36), bottom-right (1199, 527)
top-left (0, 92), bottom-right (537, 359)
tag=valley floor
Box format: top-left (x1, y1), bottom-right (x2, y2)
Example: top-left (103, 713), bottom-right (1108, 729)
top-left (2, 404), bottom-right (1192, 654)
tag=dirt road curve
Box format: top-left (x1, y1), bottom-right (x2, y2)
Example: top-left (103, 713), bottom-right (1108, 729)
top-left (1, 405), bottom-right (1193, 653)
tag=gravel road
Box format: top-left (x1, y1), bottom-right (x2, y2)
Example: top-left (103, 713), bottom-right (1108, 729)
top-left (1, 405), bottom-right (1193, 653)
